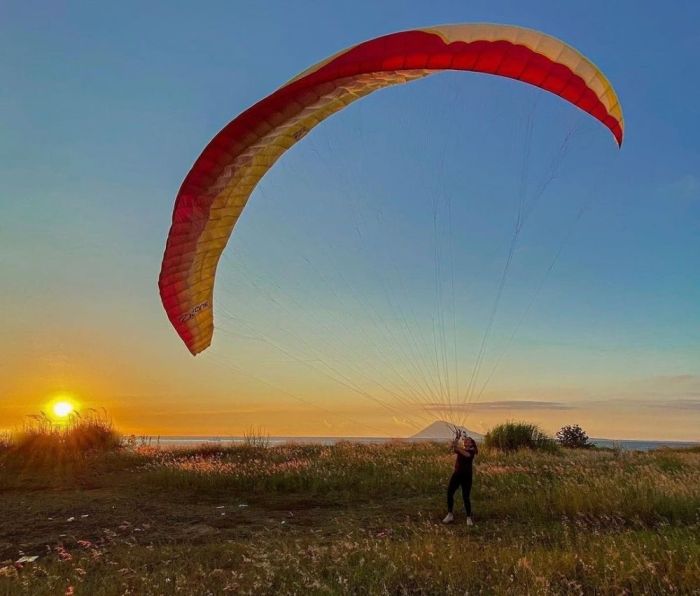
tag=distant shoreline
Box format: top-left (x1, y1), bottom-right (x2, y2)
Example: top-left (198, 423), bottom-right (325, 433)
top-left (137, 436), bottom-right (699, 452)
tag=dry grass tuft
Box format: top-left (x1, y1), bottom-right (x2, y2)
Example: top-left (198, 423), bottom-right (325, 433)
top-left (9, 409), bottom-right (121, 460)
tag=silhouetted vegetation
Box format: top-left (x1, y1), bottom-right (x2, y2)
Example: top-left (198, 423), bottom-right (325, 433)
top-left (556, 423), bottom-right (592, 448)
top-left (484, 421), bottom-right (558, 452)
top-left (0, 432), bottom-right (11, 453)
top-left (242, 425), bottom-right (270, 448)
top-left (7, 409), bottom-right (121, 460)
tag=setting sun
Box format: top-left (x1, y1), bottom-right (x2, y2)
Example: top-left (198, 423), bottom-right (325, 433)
top-left (52, 400), bottom-right (74, 418)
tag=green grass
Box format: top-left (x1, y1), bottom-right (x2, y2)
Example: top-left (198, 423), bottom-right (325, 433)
top-left (0, 441), bottom-right (698, 594)
top-left (484, 421), bottom-right (558, 453)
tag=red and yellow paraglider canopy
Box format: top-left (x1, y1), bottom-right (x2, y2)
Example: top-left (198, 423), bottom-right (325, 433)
top-left (159, 23), bottom-right (623, 355)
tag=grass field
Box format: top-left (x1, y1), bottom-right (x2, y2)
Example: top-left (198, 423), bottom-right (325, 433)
top-left (1, 439), bottom-right (699, 595)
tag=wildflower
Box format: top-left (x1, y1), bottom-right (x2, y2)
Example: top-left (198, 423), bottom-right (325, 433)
top-left (55, 545), bottom-right (72, 562)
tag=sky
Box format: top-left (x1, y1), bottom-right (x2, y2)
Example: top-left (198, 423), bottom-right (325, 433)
top-left (1, 1), bottom-right (699, 440)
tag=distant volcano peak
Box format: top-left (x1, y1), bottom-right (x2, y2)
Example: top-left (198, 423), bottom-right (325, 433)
top-left (411, 420), bottom-right (483, 441)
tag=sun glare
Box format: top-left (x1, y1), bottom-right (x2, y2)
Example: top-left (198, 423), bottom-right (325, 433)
top-left (52, 400), bottom-right (74, 418)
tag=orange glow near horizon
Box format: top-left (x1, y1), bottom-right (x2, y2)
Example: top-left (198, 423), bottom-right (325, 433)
top-left (0, 351), bottom-right (698, 442)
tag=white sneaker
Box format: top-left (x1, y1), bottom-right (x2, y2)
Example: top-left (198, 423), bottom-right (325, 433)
top-left (442, 512), bottom-right (454, 524)
top-left (466, 516), bottom-right (474, 526)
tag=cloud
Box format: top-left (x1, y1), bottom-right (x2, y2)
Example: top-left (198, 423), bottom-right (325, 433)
top-left (646, 399), bottom-right (700, 411)
top-left (424, 400), bottom-right (574, 412)
top-left (569, 394), bottom-right (700, 412)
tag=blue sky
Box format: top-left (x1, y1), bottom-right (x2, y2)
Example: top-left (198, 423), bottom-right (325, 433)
top-left (1, 1), bottom-right (698, 439)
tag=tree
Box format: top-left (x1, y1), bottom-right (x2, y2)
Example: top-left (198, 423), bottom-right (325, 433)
top-left (556, 424), bottom-right (591, 449)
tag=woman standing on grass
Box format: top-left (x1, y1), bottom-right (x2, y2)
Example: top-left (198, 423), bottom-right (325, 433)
top-left (443, 433), bottom-right (478, 525)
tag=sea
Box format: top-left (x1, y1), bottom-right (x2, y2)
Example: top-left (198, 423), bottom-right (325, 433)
top-left (146, 436), bottom-right (698, 452)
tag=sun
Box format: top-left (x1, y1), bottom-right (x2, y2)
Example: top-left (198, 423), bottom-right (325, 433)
top-left (52, 400), bottom-right (75, 419)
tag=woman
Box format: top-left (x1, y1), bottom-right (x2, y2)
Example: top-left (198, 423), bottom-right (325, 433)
top-left (443, 433), bottom-right (478, 525)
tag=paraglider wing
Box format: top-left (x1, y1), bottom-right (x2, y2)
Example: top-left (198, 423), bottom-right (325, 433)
top-left (159, 23), bottom-right (624, 355)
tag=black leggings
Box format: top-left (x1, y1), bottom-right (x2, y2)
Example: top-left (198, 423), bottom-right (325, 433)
top-left (447, 470), bottom-right (473, 515)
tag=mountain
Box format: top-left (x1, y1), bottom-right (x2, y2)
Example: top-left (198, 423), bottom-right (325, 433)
top-left (411, 420), bottom-right (483, 441)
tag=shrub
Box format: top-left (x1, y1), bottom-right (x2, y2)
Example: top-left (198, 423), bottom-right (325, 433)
top-left (556, 424), bottom-right (591, 448)
top-left (484, 421), bottom-right (557, 452)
